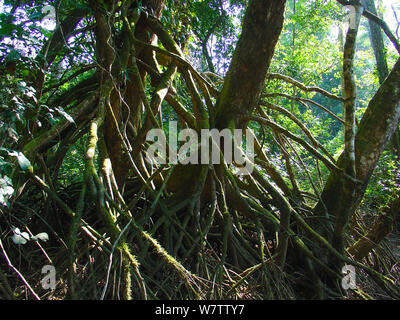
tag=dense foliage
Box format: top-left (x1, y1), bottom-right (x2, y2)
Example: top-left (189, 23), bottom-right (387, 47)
top-left (0, 0), bottom-right (399, 300)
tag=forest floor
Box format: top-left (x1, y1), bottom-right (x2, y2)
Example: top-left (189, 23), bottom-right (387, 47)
top-left (1, 194), bottom-right (400, 300)
top-left (349, 216), bottom-right (400, 300)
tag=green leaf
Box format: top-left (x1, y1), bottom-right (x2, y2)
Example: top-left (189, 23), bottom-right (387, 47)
top-left (5, 49), bottom-right (21, 63)
top-left (28, 12), bottom-right (44, 22)
top-left (0, 23), bottom-right (15, 37)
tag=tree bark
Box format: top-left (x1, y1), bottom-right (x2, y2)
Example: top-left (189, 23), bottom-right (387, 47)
top-left (347, 190), bottom-right (399, 261)
top-left (163, 0), bottom-right (287, 200)
top-left (314, 57), bottom-right (400, 248)
top-left (214, 0), bottom-right (287, 130)
top-left (362, 0), bottom-right (389, 84)
top-left (362, 0), bottom-right (400, 157)
top-left (347, 213), bottom-right (394, 261)
top-left (331, 3), bottom-right (362, 262)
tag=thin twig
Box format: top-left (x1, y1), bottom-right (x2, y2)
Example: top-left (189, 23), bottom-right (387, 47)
top-left (0, 239), bottom-right (40, 300)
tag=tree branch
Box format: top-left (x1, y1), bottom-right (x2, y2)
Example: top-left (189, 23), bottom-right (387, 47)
top-left (336, 0), bottom-right (400, 53)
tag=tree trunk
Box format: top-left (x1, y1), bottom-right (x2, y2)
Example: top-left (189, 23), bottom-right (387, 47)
top-left (362, 0), bottom-right (400, 157)
top-left (362, 0), bottom-right (389, 84)
top-left (314, 57), bottom-right (400, 254)
top-left (166, 0), bottom-right (287, 200)
top-left (330, 3), bottom-right (362, 264)
top-left (214, 0), bottom-right (287, 130)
